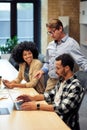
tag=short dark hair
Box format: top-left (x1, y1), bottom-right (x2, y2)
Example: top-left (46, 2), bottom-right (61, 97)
top-left (11, 41), bottom-right (39, 64)
top-left (56, 53), bottom-right (75, 71)
top-left (46, 18), bottom-right (63, 30)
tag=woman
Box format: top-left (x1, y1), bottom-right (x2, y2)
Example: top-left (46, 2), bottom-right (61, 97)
top-left (3, 41), bottom-right (45, 93)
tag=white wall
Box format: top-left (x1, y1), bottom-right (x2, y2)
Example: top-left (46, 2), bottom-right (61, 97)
top-left (41, 0), bottom-right (48, 55)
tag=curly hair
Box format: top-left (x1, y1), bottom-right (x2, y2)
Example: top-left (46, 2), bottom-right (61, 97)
top-left (11, 41), bottom-right (39, 64)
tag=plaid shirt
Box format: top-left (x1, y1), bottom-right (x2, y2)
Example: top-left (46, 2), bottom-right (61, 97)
top-left (44, 75), bottom-right (84, 129)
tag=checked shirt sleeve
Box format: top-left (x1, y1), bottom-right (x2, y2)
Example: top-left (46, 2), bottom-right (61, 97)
top-left (53, 81), bottom-right (83, 117)
top-left (44, 80), bottom-right (84, 118)
top-left (44, 87), bottom-right (56, 104)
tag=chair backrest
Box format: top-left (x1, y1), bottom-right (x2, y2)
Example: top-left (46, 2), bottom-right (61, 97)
top-left (75, 70), bottom-right (87, 90)
top-left (9, 55), bottom-right (19, 70)
top-left (66, 88), bottom-right (85, 129)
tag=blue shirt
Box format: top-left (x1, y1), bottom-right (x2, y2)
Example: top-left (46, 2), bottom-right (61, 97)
top-left (42, 35), bottom-right (87, 78)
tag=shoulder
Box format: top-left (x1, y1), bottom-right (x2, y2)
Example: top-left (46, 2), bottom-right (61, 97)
top-left (19, 62), bottom-right (25, 67)
top-left (67, 36), bottom-right (79, 45)
top-left (72, 78), bottom-right (81, 86)
top-left (18, 63), bottom-right (26, 70)
top-left (47, 40), bottom-right (56, 49)
top-left (70, 78), bottom-right (83, 91)
top-left (31, 59), bottom-right (42, 65)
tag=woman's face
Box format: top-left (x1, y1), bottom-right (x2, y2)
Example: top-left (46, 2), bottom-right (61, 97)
top-left (23, 50), bottom-right (33, 64)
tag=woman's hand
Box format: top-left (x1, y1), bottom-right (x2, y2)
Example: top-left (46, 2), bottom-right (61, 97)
top-left (2, 79), bottom-right (10, 84)
top-left (2, 79), bottom-right (15, 89)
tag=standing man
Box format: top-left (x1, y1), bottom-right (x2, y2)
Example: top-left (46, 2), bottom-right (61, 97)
top-left (35, 18), bottom-right (87, 91)
top-left (17, 53), bottom-right (84, 130)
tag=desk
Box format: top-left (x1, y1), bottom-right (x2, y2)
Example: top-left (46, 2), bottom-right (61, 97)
top-left (0, 59), bottom-right (71, 130)
top-left (0, 88), bottom-right (71, 130)
top-left (0, 59), bottom-right (18, 80)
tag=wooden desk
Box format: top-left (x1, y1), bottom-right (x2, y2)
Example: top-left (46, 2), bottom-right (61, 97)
top-left (0, 111), bottom-right (70, 130)
top-left (0, 88), bottom-right (71, 130)
top-left (0, 59), bottom-right (71, 130)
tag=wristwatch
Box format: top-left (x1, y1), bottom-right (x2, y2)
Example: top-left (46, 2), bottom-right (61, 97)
top-left (37, 103), bottom-right (40, 110)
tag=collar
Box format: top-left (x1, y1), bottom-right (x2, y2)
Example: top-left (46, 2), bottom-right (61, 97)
top-left (65, 75), bottom-right (77, 84)
top-left (59, 74), bottom-right (77, 84)
top-left (55, 34), bottom-right (68, 44)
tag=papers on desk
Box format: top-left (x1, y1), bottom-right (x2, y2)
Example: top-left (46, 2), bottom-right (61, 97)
top-left (0, 94), bottom-right (8, 100)
top-left (0, 89), bottom-right (9, 100)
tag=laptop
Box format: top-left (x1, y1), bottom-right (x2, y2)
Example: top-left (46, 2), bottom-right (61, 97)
top-left (0, 83), bottom-right (24, 111)
top-left (14, 100), bottom-right (24, 110)
top-left (7, 89), bottom-right (24, 111)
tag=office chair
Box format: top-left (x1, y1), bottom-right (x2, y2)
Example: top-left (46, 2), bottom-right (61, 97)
top-left (75, 70), bottom-right (87, 90)
top-left (9, 55), bottom-right (19, 70)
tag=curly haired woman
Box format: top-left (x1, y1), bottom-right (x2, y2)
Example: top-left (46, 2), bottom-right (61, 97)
top-left (3, 41), bottom-right (45, 94)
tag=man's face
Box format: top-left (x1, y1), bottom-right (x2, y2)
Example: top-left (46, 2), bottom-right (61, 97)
top-left (55, 60), bottom-right (67, 80)
top-left (47, 27), bottom-right (62, 41)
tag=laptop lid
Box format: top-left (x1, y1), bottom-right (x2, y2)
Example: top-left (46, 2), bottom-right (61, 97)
top-left (7, 89), bottom-right (24, 111)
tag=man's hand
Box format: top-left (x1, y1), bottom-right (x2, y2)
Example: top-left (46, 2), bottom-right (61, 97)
top-left (17, 94), bottom-right (33, 102)
top-left (20, 101), bottom-right (37, 110)
top-left (34, 70), bottom-right (44, 79)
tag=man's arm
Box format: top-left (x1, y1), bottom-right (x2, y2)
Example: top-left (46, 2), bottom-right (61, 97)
top-left (33, 94), bottom-right (44, 101)
top-left (20, 101), bottom-right (54, 111)
top-left (17, 94), bottom-right (44, 102)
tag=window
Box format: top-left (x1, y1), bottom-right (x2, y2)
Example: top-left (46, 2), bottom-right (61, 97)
top-left (0, 0), bottom-right (41, 51)
top-left (0, 3), bottom-right (10, 46)
top-left (17, 3), bottom-right (33, 42)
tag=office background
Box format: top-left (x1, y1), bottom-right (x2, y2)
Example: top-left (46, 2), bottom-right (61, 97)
top-left (0, 0), bottom-right (81, 55)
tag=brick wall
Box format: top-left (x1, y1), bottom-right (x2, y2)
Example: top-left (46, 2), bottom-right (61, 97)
top-left (48, 0), bottom-right (80, 43)
top-left (41, 0), bottom-right (80, 55)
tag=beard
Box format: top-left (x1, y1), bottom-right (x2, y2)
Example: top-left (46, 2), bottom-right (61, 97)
top-left (58, 76), bottom-right (65, 82)
top-left (58, 69), bottom-right (66, 82)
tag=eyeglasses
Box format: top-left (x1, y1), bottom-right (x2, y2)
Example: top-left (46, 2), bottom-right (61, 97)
top-left (47, 29), bottom-right (56, 35)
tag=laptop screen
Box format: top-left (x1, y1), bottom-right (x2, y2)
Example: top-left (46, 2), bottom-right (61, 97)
top-left (7, 89), bottom-right (24, 111)
top-left (14, 100), bottom-right (24, 110)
